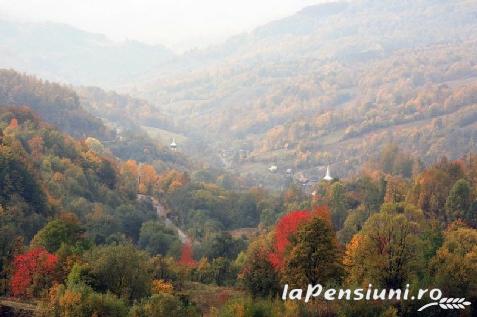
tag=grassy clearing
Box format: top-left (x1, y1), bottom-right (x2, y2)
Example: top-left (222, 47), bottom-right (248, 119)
top-left (142, 125), bottom-right (188, 144)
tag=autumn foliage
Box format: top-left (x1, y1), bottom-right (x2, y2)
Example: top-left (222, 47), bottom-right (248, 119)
top-left (11, 247), bottom-right (58, 298)
top-left (8, 117), bottom-right (18, 129)
top-left (158, 169), bottom-right (190, 193)
top-left (151, 279), bottom-right (174, 294)
top-left (268, 206), bottom-right (331, 269)
top-left (179, 242), bottom-right (196, 267)
top-left (268, 211), bottom-right (311, 269)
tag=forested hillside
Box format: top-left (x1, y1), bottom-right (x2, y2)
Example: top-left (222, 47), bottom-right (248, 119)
top-left (76, 86), bottom-right (175, 131)
top-left (0, 107), bottom-right (161, 242)
top-left (133, 0), bottom-right (477, 185)
top-left (2, 108), bottom-right (476, 315)
top-left (0, 69), bottom-right (190, 171)
top-left (0, 104), bottom-right (301, 315)
top-left (0, 69), bottom-right (111, 139)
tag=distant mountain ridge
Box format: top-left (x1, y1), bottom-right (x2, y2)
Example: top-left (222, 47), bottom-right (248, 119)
top-left (133, 0), bottom-right (477, 186)
top-left (138, 0), bottom-right (477, 80)
top-left (0, 19), bottom-right (175, 87)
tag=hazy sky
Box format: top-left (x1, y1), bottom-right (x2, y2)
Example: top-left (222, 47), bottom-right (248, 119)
top-left (0, 0), bottom-right (321, 52)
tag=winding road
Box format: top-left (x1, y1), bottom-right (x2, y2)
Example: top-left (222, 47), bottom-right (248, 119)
top-left (137, 194), bottom-right (190, 244)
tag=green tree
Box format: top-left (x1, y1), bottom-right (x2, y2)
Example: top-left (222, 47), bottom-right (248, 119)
top-left (445, 178), bottom-right (472, 223)
top-left (430, 222), bottom-right (477, 306)
top-left (84, 244), bottom-right (153, 301)
top-left (350, 175), bottom-right (385, 213)
top-left (467, 201), bottom-right (477, 228)
top-left (0, 221), bottom-right (22, 295)
top-left (239, 239), bottom-right (280, 297)
top-left (280, 215), bottom-right (343, 287)
top-left (208, 257), bottom-right (233, 286)
top-left (200, 231), bottom-right (245, 260)
top-left (31, 219), bottom-right (87, 253)
top-left (337, 205), bottom-right (369, 244)
top-left (344, 203), bottom-right (426, 288)
top-left (85, 207), bottom-right (121, 244)
top-left (0, 145), bottom-right (48, 217)
top-left (328, 182), bottom-right (348, 230)
top-left (96, 159), bottom-right (117, 190)
top-left (138, 221), bottom-right (180, 256)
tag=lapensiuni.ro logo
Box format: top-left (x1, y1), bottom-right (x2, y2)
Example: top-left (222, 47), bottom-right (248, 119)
top-left (281, 284), bottom-right (472, 312)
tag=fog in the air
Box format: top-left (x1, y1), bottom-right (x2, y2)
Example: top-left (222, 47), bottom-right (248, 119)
top-left (0, 0), bottom-right (324, 52)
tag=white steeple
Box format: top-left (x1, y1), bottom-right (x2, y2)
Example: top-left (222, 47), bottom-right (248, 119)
top-left (323, 165), bottom-right (333, 181)
top-left (170, 138), bottom-right (177, 151)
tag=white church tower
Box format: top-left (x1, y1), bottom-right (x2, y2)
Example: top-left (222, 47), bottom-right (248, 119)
top-left (323, 165), bottom-right (333, 181)
top-left (170, 138), bottom-right (177, 151)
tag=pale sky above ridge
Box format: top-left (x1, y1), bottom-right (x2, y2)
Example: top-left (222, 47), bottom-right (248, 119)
top-left (0, 0), bottom-right (324, 52)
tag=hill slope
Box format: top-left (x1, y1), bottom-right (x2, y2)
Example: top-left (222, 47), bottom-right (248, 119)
top-left (0, 20), bottom-right (174, 87)
top-left (0, 69), bottom-right (111, 139)
top-left (0, 69), bottom-right (190, 170)
top-left (134, 0), bottom-right (477, 185)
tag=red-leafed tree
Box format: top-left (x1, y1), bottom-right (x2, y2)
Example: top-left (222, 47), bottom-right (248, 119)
top-left (179, 242), bottom-right (196, 267)
top-left (10, 247), bottom-right (58, 298)
top-left (268, 206), bottom-right (331, 269)
top-left (8, 118), bottom-right (18, 129)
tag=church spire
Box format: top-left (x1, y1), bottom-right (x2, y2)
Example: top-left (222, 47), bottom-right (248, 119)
top-left (323, 165), bottom-right (333, 181)
top-left (170, 138), bottom-right (177, 151)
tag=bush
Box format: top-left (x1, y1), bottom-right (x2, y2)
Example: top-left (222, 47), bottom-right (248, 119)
top-left (129, 293), bottom-right (200, 317)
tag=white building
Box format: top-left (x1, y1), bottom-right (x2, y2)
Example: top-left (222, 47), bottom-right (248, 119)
top-left (323, 165), bottom-right (333, 181)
